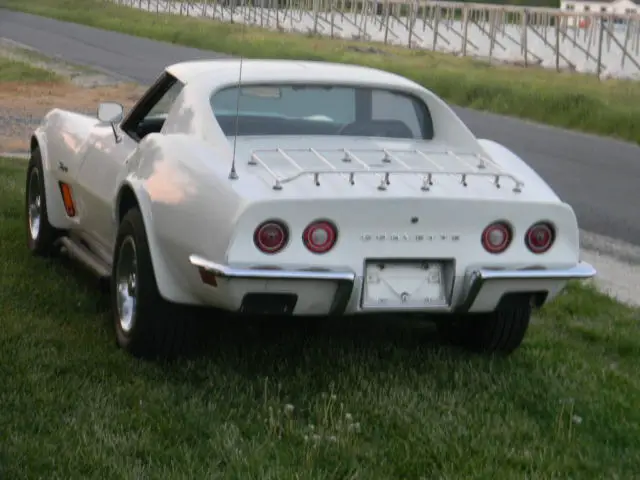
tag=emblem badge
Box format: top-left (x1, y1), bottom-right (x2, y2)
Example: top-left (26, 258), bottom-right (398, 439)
top-left (360, 233), bottom-right (460, 242)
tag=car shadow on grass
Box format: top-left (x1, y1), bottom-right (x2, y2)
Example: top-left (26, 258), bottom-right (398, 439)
top-left (53, 248), bottom-right (481, 366)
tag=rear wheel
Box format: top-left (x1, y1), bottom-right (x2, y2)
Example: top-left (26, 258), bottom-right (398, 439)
top-left (438, 302), bottom-right (531, 355)
top-left (111, 207), bottom-right (194, 360)
top-left (25, 146), bottom-right (62, 256)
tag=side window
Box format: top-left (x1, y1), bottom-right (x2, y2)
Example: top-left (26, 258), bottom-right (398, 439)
top-left (371, 90), bottom-right (422, 138)
top-left (121, 74), bottom-right (184, 141)
top-left (145, 81), bottom-right (184, 119)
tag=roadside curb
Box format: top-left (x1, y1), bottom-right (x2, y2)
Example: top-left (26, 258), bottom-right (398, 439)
top-left (1, 151), bottom-right (29, 159)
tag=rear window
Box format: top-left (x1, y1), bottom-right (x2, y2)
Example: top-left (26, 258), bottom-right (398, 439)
top-left (210, 84), bottom-right (434, 140)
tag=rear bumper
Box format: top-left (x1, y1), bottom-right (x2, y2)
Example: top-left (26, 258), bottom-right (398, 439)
top-left (455, 262), bottom-right (596, 312)
top-left (189, 255), bottom-right (596, 315)
top-left (189, 255), bottom-right (355, 314)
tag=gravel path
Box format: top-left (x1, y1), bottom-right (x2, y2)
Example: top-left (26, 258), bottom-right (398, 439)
top-left (0, 37), bottom-right (145, 154)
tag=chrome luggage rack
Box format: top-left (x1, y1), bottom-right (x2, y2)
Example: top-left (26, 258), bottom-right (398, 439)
top-left (247, 147), bottom-right (524, 193)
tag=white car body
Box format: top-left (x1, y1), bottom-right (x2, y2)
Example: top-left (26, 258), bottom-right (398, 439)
top-left (30, 59), bottom-right (595, 323)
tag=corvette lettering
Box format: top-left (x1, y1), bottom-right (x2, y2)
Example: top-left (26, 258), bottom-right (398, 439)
top-left (360, 233), bottom-right (461, 242)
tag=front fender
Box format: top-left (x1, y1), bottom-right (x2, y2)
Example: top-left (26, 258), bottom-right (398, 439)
top-left (34, 109), bottom-right (96, 229)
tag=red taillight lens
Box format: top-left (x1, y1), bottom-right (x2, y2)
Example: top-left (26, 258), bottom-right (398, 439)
top-left (481, 221), bottom-right (512, 254)
top-left (303, 220), bottom-right (337, 254)
top-left (254, 220), bottom-right (288, 254)
top-left (525, 222), bottom-right (555, 254)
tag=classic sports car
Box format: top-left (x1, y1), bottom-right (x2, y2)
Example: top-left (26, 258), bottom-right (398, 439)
top-left (25, 59), bottom-right (596, 359)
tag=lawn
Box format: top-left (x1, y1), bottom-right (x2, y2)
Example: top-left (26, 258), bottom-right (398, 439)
top-left (0, 55), bottom-right (61, 83)
top-left (1, 154), bottom-right (640, 478)
top-left (3, 0), bottom-right (640, 144)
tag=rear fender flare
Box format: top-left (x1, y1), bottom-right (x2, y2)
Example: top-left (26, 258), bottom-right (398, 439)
top-left (114, 178), bottom-right (196, 304)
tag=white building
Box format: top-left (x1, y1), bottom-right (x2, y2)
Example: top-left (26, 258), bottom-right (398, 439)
top-left (559, 0), bottom-right (638, 27)
top-left (560, 0), bottom-right (638, 15)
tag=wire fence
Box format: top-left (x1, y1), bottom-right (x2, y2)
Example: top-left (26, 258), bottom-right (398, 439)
top-left (109, 0), bottom-right (640, 79)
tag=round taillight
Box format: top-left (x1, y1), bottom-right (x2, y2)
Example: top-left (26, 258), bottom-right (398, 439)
top-left (303, 220), bottom-right (337, 254)
top-left (525, 222), bottom-right (555, 254)
top-left (254, 220), bottom-right (288, 254)
top-left (481, 222), bottom-right (512, 254)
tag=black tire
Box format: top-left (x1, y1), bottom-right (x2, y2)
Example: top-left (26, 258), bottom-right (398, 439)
top-left (438, 304), bottom-right (531, 355)
top-left (25, 146), bottom-right (62, 256)
top-left (111, 207), bottom-right (193, 360)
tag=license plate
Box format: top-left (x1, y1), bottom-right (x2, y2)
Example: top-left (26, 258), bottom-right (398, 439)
top-left (362, 261), bottom-right (447, 308)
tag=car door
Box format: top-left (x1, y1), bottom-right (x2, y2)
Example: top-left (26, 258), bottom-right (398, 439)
top-left (73, 73), bottom-right (185, 260)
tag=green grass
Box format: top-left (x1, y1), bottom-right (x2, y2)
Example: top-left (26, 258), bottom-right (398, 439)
top-left (1, 155), bottom-right (640, 477)
top-left (3, 0), bottom-right (640, 144)
top-left (0, 55), bottom-right (61, 82)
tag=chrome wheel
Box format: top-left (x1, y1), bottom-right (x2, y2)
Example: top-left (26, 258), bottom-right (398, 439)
top-left (27, 168), bottom-right (42, 241)
top-left (115, 236), bottom-right (138, 333)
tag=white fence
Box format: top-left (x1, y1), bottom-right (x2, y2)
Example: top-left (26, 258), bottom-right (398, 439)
top-left (110, 0), bottom-right (640, 79)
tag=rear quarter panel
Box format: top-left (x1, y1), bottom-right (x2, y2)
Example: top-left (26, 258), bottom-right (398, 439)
top-left (478, 139), bottom-right (561, 202)
top-left (119, 133), bottom-right (247, 303)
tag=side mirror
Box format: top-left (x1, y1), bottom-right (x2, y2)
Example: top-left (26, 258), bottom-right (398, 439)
top-left (97, 102), bottom-right (124, 124)
top-left (97, 102), bottom-right (124, 143)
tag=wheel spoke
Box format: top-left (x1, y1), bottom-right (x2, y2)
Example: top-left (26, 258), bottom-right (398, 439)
top-left (115, 236), bottom-right (138, 333)
top-left (27, 169), bottom-right (42, 240)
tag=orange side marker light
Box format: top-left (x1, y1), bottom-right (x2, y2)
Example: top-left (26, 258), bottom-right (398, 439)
top-left (58, 182), bottom-right (76, 217)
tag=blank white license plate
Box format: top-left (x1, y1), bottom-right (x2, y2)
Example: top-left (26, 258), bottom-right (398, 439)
top-left (363, 261), bottom-right (447, 308)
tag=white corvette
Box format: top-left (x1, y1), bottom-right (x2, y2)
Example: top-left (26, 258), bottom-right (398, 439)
top-left (25, 59), bottom-right (595, 359)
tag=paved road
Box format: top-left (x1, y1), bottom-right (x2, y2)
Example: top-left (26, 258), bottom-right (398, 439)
top-left (1, 9), bottom-right (638, 246)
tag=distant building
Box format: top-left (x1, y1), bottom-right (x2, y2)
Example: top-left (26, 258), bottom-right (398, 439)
top-left (560, 0), bottom-right (639, 26)
top-left (560, 0), bottom-right (638, 15)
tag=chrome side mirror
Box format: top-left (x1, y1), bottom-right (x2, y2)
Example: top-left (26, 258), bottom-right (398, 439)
top-left (97, 102), bottom-right (124, 123)
top-left (97, 102), bottom-right (124, 143)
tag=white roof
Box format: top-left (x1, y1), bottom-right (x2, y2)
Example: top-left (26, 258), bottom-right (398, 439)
top-left (165, 59), bottom-right (420, 90)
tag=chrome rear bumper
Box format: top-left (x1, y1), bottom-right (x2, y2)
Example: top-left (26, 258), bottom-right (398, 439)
top-left (189, 255), bottom-right (356, 282)
top-left (189, 255), bottom-right (355, 314)
top-left (455, 261), bottom-right (597, 312)
top-left (189, 255), bottom-right (596, 314)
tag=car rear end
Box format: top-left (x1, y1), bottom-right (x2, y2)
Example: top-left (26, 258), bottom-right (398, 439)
top-left (189, 195), bottom-right (594, 316)
top-left (187, 77), bottom-right (595, 316)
